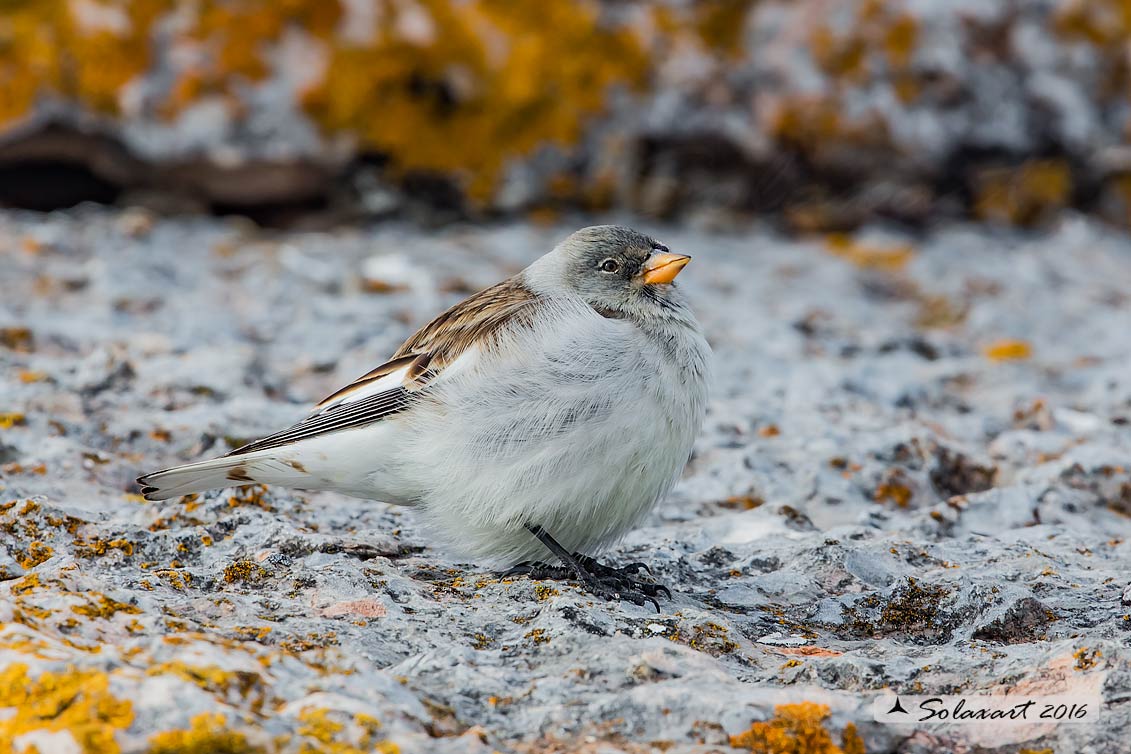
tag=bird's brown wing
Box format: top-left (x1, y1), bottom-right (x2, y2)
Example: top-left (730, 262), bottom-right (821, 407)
top-left (391, 275), bottom-right (539, 363)
top-left (317, 274), bottom-right (539, 409)
top-left (226, 276), bottom-right (539, 457)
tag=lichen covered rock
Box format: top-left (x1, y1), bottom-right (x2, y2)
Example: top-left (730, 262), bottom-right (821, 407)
top-left (0, 1), bottom-right (1127, 223)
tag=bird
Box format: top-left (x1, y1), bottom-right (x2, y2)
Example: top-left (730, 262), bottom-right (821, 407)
top-left (137, 225), bottom-right (712, 607)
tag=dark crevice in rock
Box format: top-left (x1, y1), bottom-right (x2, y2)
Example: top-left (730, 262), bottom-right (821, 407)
top-left (0, 159), bottom-right (122, 210)
top-left (0, 122), bottom-right (340, 227)
top-left (210, 194), bottom-right (332, 228)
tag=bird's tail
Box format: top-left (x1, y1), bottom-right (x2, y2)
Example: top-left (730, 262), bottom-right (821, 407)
top-left (137, 452), bottom-right (311, 501)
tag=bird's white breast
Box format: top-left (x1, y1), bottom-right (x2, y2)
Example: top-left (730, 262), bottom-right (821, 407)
top-left (390, 298), bottom-right (711, 565)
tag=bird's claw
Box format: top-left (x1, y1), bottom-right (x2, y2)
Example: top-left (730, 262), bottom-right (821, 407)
top-left (575, 554), bottom-right (652, 577)
top-left (583, 577), bottom-right (661, 612)
top-left (506, 555), bottom-right (670, 611)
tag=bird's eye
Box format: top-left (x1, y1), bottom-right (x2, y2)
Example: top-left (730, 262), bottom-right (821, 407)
top-left (599, 258), bottom-right (619, 273)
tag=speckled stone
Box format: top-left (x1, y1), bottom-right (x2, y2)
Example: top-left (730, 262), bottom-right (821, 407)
top-left (1, 208), bottom-right (1129, 752)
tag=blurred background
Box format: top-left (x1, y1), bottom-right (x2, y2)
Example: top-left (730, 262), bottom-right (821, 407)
top-left (0, 0), bottom-right (1127, 230)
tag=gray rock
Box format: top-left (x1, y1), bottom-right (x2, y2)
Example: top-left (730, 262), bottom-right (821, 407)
top-left (0, 208), bottom-right (1129, 751)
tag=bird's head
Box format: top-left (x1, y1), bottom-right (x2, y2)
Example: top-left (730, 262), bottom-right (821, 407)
top-left (534, 225), bottom-right (691, 320)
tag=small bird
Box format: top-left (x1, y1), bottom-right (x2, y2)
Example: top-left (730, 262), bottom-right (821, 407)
top-left (138, 225), bottom-right (711, 606)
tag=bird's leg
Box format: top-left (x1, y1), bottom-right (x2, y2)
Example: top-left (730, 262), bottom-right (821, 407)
top-left (498, 525), bottom-right (589, 581)
top-left (571, 552), bottom-right (671, 600)
top-left (507, 524), bottom-right (670, 610)
top-left (523, 524), bottom-right (591, 581)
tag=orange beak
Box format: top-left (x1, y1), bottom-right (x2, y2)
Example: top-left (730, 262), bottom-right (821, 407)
top-left (640, 252), bottom-right (691, 285)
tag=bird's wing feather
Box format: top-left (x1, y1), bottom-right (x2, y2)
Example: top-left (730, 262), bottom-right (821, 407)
top-left (391, 275), bottom-right (539, 363)
top-left (311, 353), bottom-right (430, 410)
top-left (312, 275), bottom-right (539, 411)
top-left (225, 386), bottom-right (413, 456)
top-left (227, 275), bottom-right (539, 457)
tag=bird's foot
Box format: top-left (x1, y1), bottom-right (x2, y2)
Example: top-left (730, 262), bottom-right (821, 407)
top-left (573, 553), bottom-right (654, 579)
top-left (503, 556), bottom-right (670, 611)
top-left (577, 567), bottom-right (669, 611)
top-left (501, 561), bottom-right (575, 581)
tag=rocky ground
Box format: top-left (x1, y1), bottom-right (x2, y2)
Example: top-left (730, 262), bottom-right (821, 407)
top-left (1, 207), bottom-right (1130, 753)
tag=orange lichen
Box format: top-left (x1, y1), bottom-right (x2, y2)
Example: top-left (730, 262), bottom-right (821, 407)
top-left (1074, 647), bottom-right (1102, 671)
top-left (223, 559), bottom-right (268, 584)
top-left (809, 0), bottom-right (920, 82)
top-left (233, 625), bottom-right (272, 643)
top-left (227, 484), bottom-right (273, 511)
top-left (154, 568), bottom-right (192, 590)
top-left (973, 160), bottom-right (1073, 225)
top-left (147, 712), bottom-right (266, 754)
top-left (524, 628), bottom-right (551, 645)
top-left (146, 662), bottom-right (263, 705)
top-left (294, 707), bottom-right (398, 753)
top-left (0, 326), bottom-right (34, 351)
top-left (694, 0), bottom-right (758, 58)
top-left (0, 412), bottom-right (27, 429)
top-left (730, 703), bottom-right (865, 754)
top-left (0, 663), bottom-right (134, 754)
top-left (0, 0), bottom-right (167, 125)
top-left (71, 593), bottom-right (142, 620)
top-left (882, 14), bottom-right (918, 68)
top-left (1055, 0), bottom-right (1130, 43)
top-left (16, 541), bottom-right (54, 569)
top-left (533, 584), bottom-right (559, 601)
top-left (2, 462), bottom-right (47, 475)
top-left (306, 0), bottom-right (650, 201)
top-left (719, 495), bottom-right (765, 510)
top-left (769, 97), bottom-right (889, 155)
top-left (298, 707), bottom-right (344, 743)
top-left (0, 0), bottom-right (663, 204)
top-left (10, 572), bottom-right (43, 595)
top-left (984, 340), bottom-right (1033, 362)
top-left (824, 235), bottom-right (914, 270)
top-left (671, 621), bottom-right (739, 656)
top-left (74, 537), bottom-right (135, 558)
top-left (875, 471), bottom-right (913, 508)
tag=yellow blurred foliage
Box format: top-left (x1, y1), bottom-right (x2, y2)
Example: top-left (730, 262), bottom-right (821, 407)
top-left (0, 0), bottom-right (757, 202)
top-left (0, 0), bottom-right (165, 120)
top-left (305, 0), bottom-right (650, 200)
